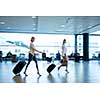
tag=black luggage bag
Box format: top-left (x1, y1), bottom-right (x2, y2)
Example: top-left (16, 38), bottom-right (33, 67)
top-left (47, 63), bottom-right (56, 73)
top-left (12, 60), bottom-right (26, 75)
top-left (46, 57), bottom-right (52, 62)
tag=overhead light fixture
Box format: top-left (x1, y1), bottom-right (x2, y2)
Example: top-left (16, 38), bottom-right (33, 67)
top-left (32, 28), bottom-right (36, 30)
top-left (56, 29), bottom-right (63, 32)
top-left (79, 25), bottom-right (83, 28)
top-left (61, 25), bottom-right (65, 27)
top-left (33, 23), bottom-right (36, 26)
top-left (32, 16), bottom-right (36, 19)
top-left (0, 21), bottom-right (5, 24)
top-left (7, 27), bottom-right (11, 29)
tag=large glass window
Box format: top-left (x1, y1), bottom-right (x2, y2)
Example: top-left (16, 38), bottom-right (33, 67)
top-left (77, 35), bottom-right (83, 56)
top-left (89, 35), bottom-right (100, 59)
top-left (0, 33), bottom-right (75, 59)
top-left (89, 31), bottom-right (100, 59)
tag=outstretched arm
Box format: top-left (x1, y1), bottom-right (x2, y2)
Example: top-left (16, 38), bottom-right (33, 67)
top-left (34, 48), bottom-right (43, 53)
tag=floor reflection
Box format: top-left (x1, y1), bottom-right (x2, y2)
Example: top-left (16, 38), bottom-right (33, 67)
top-left (37, 75), bottom-right (42, 83)
top-left (0, 60), bottom-right (100, 83)
top-left (12, 74), bottom-right (26, 83)
top-left (47, 73), bottom-right (55, 83)
top-left (82, 61), bottom-right (90, 83)
top-left (57, 73), bottom-right (68, 83)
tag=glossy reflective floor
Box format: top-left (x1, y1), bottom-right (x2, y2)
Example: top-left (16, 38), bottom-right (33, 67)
top-left (0, 60), bottom-right (100, 83)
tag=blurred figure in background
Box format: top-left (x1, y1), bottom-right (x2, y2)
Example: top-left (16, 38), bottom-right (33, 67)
top-left (56, 50), bottom-right (61, 60)
top-left (42, 50), bottom-right (46, 60)
top-left (0, 50), bottom-right (3, 62)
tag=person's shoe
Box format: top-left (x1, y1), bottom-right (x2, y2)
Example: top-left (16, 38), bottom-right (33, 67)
top-left (37, 72), bottom-right (41, 76)
top-left (65, 69), bottom-right (69, 73)
top-left (24, 72), bottom-right (28, 76)
top-left (58, 67), bottom-right (60, 71)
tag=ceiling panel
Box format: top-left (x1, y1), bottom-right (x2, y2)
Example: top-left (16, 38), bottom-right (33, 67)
top-left (0, 16), bottom-right (100, 34)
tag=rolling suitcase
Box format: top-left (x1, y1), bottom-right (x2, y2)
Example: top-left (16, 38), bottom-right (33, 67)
top-left (12, 60), bottom-right (26, 75)
top-left (47, 63), bottom-right (56, 73)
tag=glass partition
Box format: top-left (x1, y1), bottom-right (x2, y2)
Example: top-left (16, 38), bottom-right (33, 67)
top-left (89, 35), bottom-right (100, 59)
top-left (0, 33), bottom-right (75, 60)
top-left (77, 35), bottom-right (83, 56)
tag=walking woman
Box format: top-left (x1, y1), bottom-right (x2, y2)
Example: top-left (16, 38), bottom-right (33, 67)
top-left (24, 37), bottom-right (43, 76)
top-left (58, 39), bottom-right (69, 73)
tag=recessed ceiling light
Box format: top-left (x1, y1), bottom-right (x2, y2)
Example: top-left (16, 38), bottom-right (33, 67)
top-left (7, 27), bottom-right (11, 29)
top-left (33, 23), bottom-right (36, 26)
top-left (61, 25), bottom-right (65, 27)
top-left (87, 26), bottom-right (91, 28)
top-left (79, 25), bottom-right (82, 28)
top-left (0, 21), bottom-right (5, 24)
top-left (56, 29), bottom-right (62, 32)
top-left (32, 16), bottom-right (36, 19)
top-left (32, 28), bottom-right (36, 30)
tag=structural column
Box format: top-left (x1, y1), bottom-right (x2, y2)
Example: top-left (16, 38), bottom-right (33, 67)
top-left (75, 34), bottom-right (77, 53)
top-left (83, 33), bottom-right (89, 61)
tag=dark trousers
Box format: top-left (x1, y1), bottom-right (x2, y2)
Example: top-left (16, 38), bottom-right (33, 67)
top-left (24, 53), bottom-right (39, 73)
